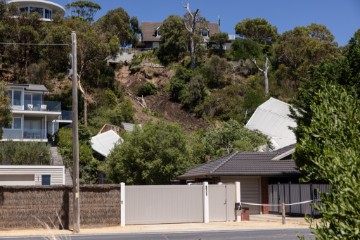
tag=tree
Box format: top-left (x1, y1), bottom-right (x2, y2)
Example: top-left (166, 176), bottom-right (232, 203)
top-left (290, 31), bottom-right (360, 239)
top-left (252, 57), bottom-right (270, 94)
top-left (157, 15), bottom-right (187, 65)
top-left (228, 38), bottom-right (263, 61)
top-left (169, 67), bottom-right (193, 102)
top-left (273, 23), bottom-right (340, 91)
top-left (106, 121), bottom-right (195, 185)
top-left (202, 119), bottom-right (269, 159)
top-left (183, 3), bottom-right (203, 69)
top-left (0, 82), bottom-right (11, 138)
top-left (235, 18), bottom-right (278, 45)
top-left (130, 16), bottom-right (140, 47)
top-left (95, 8), bottom-right (133, 46)
top-left (291, 30), bottom-right (360, 168)
top-left (179, 74), bottom-right (206, 110)
top-left (294, 84), bottom-right (360, 239)
top-left (202, 55), bottom-right (231, 88)
top-left (66, 0), bottom-right (101, 22)
top-left (209, 32), bottom-right (228, 56)
top-left (57, 126), bottom-right (100, 184)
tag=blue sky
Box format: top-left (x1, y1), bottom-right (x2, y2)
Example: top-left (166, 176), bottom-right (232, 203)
top-left (55, 0), bottom-right (360, 46)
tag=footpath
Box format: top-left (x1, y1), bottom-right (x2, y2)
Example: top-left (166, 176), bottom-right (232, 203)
top-left (0, 215), bottom-right (310, 237)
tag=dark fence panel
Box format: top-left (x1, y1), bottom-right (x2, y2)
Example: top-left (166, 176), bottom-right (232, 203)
top-left (268, 183), bottom-right (330, 216)
top-left (0, 185), bottom-right (120, 229)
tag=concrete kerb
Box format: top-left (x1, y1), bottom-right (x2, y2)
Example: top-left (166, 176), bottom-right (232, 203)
top-left (0, 220), bottom-right (310, 238)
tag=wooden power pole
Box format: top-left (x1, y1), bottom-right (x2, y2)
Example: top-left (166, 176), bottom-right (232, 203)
top-left (71, 31), bottom-right (80, 233)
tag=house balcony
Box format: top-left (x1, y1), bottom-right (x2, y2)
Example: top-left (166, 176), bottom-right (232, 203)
top-left (12, 100), bottom-right (61, 113)
top-left (2, 128), bottom-right (47, 142)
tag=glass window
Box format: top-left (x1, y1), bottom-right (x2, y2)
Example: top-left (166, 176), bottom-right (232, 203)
top-left (201, 30), bottom-right (209, 37)
top-left (42, 175), bottom-right (51, 185)
top-left (45, 9), bottom-right (52, 19)
top-left (30, 7), bottom-right (43, 17)
top-left (32, 93), bottom-right (42, 109)
top-left (19, 7), bottom-right (29, 13)
top-left (13, 118), bottom-right (22, 129)
top-left (13, 91), bottom-right (22, 106)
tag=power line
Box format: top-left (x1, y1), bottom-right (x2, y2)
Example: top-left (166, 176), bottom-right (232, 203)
top-left (0, 42), bottom-right (69, 46)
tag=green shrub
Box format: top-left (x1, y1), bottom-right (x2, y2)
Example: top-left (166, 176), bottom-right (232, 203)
top-left (137, 82), bottom-right (157, 97)
top-left (169, 67), bottom-right (193, 101)
top-left (0, 142), bottom-right (50, 165)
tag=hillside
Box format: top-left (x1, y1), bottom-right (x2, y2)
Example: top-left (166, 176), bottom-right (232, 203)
top-left (115, 64), bottom-right (208, 131)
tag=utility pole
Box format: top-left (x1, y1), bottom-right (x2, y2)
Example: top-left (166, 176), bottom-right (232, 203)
top-left (71, 31), bottom-right (80, 233)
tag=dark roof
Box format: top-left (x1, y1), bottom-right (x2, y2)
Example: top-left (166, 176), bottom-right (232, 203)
top-left (141, 21), bottom-right (220, 42)
top-left (7, 84), bottom-right (48, 92)
top-left (141, 22), bottom-right (162, 42)
top-left (206, 22), bottom-right (220, 36)
top-left (178, 144), bottom-right (299, 179)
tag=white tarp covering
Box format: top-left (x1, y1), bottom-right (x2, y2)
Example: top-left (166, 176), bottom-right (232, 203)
top-left (91, 130), bottom-right (123, 157)
top-left (245, 97), bottom-right (297, 150)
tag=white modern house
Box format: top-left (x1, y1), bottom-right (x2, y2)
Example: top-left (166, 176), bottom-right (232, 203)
top-left (2, 84), bottom-right (71, 142)
top-left (7, 0), bottom-right (65, 21)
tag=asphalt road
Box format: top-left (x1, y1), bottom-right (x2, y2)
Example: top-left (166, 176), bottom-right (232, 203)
top-left (0, 229), bottom-right (313, 240)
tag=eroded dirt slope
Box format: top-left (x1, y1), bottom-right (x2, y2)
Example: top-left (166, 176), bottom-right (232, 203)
top-left (115, 65), bottom-right (208, 131)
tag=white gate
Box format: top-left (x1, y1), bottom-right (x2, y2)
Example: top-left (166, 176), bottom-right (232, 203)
top-left (209, 184), bottom-right (235, 222)
top-left (125, 183), bottom-right (237, 225)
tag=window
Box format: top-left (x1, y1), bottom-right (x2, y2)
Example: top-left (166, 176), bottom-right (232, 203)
top-left (30, 7), bottom-right (43, 17)
top-left (32, 93), bottom-right (42, 110)
top-left (19, 7), bottom-right (29, 13)
top-left (13, 91), bottom-right (22, 106)
top-left (201, 29), bottom-right (209, 37)
top-left (42, 175), bottom-right (51, 185)
top-left (13, 118), bottom-right (21, 129)
top-left (44, 9), bottom-right (52, 19)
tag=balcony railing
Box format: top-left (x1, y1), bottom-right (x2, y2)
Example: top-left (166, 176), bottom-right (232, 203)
top-left (61, 111), bottom-right (72, 121)
top-left (2, 128), bottom-right (47, 140)
top-left (2, 129), bottom-right (22, 139)
top-left (12, 101), bottom-right (61, 112)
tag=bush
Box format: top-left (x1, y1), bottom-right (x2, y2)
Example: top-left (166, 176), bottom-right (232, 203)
top-left (0, 142), bottom-right (50, 165)
top-left (137, 82), bottom-right (157, 97)
top-left (169, 67), bottom-right (193, 102)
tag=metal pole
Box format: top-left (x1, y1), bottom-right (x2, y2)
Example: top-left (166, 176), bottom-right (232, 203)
top-left (71, 31), bottom-right (80, 234)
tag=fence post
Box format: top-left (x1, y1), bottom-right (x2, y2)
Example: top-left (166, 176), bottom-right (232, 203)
top-left (299, 184), bottom-right (302, 214)
top-left (283, 184), bottom-right (286, 214)
top-left (289, 182), bottom-right (292, 214)
top-left (277, 182), bottom-right (280, 213)
top-left (235, 181), bottom-right (241, 222)
top-left (310, 183), bottom-right (314, 217)
top-left (120, 182), bottom-right (125, 227)
top-left (203, 182), bottom-right (209, 223)
top-left (282, 202), bottom-right (286, 225)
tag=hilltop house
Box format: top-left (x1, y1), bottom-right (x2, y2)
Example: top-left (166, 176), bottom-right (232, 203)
top-left (141, 21), bottom-right (220, 49)
top-left (2, 84), bottom-right (71, 142)
top-left (7, 0), bottom-right (65, 21)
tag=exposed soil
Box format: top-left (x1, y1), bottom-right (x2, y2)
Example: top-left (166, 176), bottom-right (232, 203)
top-left (115, 65), bottom-right (208, 131)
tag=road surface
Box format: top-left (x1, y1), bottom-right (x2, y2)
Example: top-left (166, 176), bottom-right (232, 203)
top-left (0, 229), bottom-right (312, 240)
